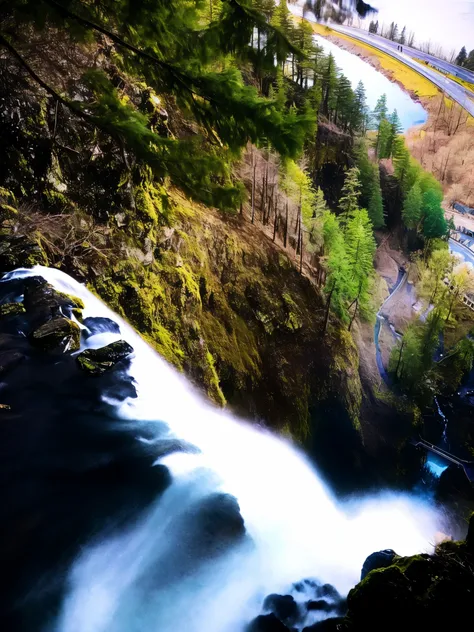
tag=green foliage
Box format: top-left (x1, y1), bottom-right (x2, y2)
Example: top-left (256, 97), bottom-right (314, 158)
top-left (355, 141), bottom-right (374, 209)
top-left (422, 188), bottom-right (447, 239)
top-left (389, 311), bottom-right (443, 404)
top-left (3, 0), bottom-right (317, 210)
top-left (339, 166), bottom-right (362, 221)
top-left (402, 182), bottom-right (422, 230)
top-left (368, 166), bottom-right (385, 229)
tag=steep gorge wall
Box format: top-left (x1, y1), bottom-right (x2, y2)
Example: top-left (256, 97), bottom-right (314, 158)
top-left (0, 62), bottom-right (363, 441)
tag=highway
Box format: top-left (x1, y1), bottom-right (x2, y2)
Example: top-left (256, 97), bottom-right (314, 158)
top-left (289, 4), bottom-right (474, 117)
top-left (326, 23), bottom-right (474, 117)
top-left (331, 24), bottom-right (474, 87)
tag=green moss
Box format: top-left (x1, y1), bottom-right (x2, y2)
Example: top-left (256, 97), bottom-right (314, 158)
top-left (0, 203), bottom-right (18, 222)
top-left (30, 317), bottom-right (81, 353)
top-left (43, 189), bottom-right (75, 212)
top-left (0, 302), bottom-right (25, 317)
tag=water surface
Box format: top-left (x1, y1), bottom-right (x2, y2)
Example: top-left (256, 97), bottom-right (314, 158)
top-left (313, 35), bottom-right (427, 131)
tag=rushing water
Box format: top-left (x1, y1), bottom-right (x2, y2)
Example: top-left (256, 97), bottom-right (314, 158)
top-left (4, 266), bottom-right (444, 632)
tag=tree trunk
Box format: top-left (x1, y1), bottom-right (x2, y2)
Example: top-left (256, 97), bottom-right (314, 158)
top-left (395, 340), bottom-right (405, 377)
top-left (322, 281), bottom-right (336, 336)
top-left (251, 160), bottom-right (256, 224)
top-left (273, 195), bottom-right (279, 242)
top-left (348, 299), bottom-right (358, 331)
top-left (299, 234), bottom-right (303, 274)
top-left (284, 200), bottom-right (289, 248)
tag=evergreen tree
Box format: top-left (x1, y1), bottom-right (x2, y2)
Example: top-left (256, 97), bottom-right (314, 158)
top-left (355, 141), bottom-right (375, 209)
top-left (368, 166), bottom-right (385, 228)
top-left (321, 53), bottom-right (338, 117)
top-left (399, 26), bottom-right (406, 45)
top-left (465, 49), bottom-right (474, 71)
top-left (372, 94), bottom-right (388, 128)
top-left (333, 74), bottom-right (354, 130)
top-left (339, 166), bottom-right (362, 221)
top-left (345, 208), bottom-right (376, 326)
top-left (352, 81), bottom-right (368, 133)
top-left (388, 22), bottom-right (398, 41)
top-left (455, 46), bottom-right (468, 66)
top-left (402, 182), bottom-right (422, 230)
top-left (321, 211), bottom-right (353, 333)
top-left (1, 0), bottom-right (313, 209)
top-left (393, 137), bottom-right (417, 196)
top-left (422, 189), bottom-right (447, 239)
top-left (376, 118), bottom-right (393, 158)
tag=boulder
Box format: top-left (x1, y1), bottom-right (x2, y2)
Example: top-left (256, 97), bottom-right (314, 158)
top-left (263, 594), bottom-right (298, 624)
top-left (247, 614), bottom-right (290, 632)
top-left (23, 277), bottom-right (84, 328)
top-left (0, 234), bottom-right (47, 271)
top-left (361, 549), bottom-right (396, 580)
top-left (30, 317), bottom-right (81, 353)
top-left (76, 340), bottom-right (133, 375)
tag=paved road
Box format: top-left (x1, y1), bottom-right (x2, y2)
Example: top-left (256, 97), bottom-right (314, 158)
top-left (289, 4), bottom-right (474, 117)
top-left (449, 238), bottom-right (474, 267)
top-left (331, 24), bottom-right (474, 87)
top-left (326, 24), bottom-right (474, 117)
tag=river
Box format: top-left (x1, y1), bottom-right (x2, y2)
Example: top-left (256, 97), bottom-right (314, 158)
top-left (289, 4), bottom-right (427, 130)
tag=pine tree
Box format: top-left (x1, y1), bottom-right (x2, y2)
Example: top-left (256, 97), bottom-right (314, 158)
top-left (345, 208), bottom-right (376, 326)
top-left (321, 53), bottom-right (338, 117)
top-left (388, 22), bottom-right (398, 41)
top-left (352, 81), bottom-right (368, 133)
top-left (355, 141), bottom-right (374, 209)
top-left (372, 94), bottom-right (388, 128)
top-left (465, 49), bottom-right (474, 71)
top-left (399, 26), bottom-right (406, 45)
top-left (376, 118), bottom-right (393, 158)
top-left (422, 189), bottom-right (447, 239)
top-left (321, 211), bottom-right (353, 333)
top-left (402, 182), bottom-right (422, 230)
top-left (455, 46), bottom-right (468, 67)
top-left (339, 166), bottom-right (362, 221)
top-left (368, 166), bottom-right (385, 229)
top-left (1, 0), bottom-right (313, 210)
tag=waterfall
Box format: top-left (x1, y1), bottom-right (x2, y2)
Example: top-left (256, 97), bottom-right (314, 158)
top-left (5, 266), bottom-right (442, 632)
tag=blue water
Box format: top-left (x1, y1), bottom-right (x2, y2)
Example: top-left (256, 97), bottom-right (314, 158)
top-left (312, 36), bottom-right (427, 131)
top-left (425, 453), bottom-right (449, 478)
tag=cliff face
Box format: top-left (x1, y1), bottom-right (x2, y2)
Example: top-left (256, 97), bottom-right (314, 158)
top-left (0, 60), bottom-right (362, 440)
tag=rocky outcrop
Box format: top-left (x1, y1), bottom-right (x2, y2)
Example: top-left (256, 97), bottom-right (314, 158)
top-left (76, 340), bottom-right (133, 375)
top-left (30, 317), bottom-right (81, 352)
top-left (249, 578), bottom-right (345, 632)
top-left (338, 516), bottom-right (474, 631)
top-left (360, 549), bottom-right (396, 580)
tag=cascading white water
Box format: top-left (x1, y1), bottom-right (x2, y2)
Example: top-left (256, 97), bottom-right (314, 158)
top-left (6, 266), bottom-right (443, 632)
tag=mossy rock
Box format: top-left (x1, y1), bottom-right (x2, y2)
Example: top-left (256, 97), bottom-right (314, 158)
top-left (29, 317), bottom-right (81, 353)
top-left (76, 340), bottom-right (133, 375)
top-left (0, 302), bottom-right (25, 317)
top-left (0, 235), bottom-right (48, 271)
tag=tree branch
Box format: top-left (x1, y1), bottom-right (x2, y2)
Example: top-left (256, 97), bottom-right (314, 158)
top-left (42, 0), bottom-right (205, 100)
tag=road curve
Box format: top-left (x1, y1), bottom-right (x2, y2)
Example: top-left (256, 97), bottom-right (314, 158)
top-left (328, 23), bottom-right (474, 117)
top-left (289, 4), bottom-right (474, 117)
